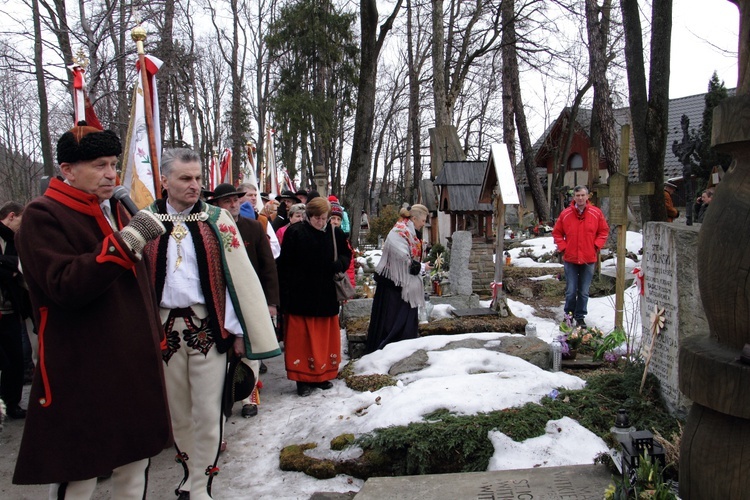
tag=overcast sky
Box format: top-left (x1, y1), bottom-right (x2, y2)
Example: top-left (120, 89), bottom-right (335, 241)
top-left (670, 0), bottom-right (739, 97)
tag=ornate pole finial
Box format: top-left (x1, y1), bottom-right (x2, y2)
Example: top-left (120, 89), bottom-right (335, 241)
top-left (131, 25), bottom-right (147, 55)
top-left (72, 48), bottom-right (89, 69)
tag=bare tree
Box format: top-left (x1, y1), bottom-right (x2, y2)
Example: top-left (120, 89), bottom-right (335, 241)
top-left (620, 0), bottom-right (671, 222)
top-left (585, 0), bottom-right (619, 175)
top-left (502, 0), bottom-right (550, 222)
top-left (343, 0), bottom-right (403, 245)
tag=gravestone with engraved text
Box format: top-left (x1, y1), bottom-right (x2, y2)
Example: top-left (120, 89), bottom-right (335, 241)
top-left (641, 222), bottom-right (706, 417)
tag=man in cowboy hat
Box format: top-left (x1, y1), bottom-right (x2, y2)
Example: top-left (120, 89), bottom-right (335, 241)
top-left (13, 123), bottom-right (172, 498)
top-left (205, 183), bottom-right (279, 418)
top-left (142, 150), bottom-right (280, 499)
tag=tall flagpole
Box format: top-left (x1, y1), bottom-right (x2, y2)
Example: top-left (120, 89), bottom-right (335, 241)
top-left (132, 26), bottom-right (162, 198)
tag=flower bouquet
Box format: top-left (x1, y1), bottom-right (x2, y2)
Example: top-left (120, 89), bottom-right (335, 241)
top-left (557, 313), bottom-right (605, 358)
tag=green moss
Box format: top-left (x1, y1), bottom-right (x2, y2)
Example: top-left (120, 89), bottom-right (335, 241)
top-left (338, 360), bottom-right (397, 392)
top-left (331, 433), bottom-right (356, 451)
top-left (279, 443), bottom-right (337, 479)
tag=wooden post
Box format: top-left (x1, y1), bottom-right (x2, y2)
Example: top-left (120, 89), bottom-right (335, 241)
top-left (492, 193), bottom-right (508, 315)
top-left (614, 125), bottom-right (630, 330)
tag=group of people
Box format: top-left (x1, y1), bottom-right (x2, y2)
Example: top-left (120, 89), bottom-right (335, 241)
top-left (5, 122), bottom-right (361, 499)
top-left (664, 181), bottom-right (715, 223)
top-left (7, 124), bottom-right (678, 497)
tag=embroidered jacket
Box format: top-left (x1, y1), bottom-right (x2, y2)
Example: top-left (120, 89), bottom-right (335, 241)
top-left (144, 200), bottom-right (281, 359)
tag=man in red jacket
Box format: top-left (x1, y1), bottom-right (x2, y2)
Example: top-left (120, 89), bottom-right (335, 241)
top-left (552, 186), bottom-right (609, 327)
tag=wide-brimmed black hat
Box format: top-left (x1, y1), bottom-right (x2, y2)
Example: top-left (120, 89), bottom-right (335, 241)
top-left (222, 356), bottom-right (256, 418)
top-left (295, 188), bottom-right (308, 198)
top-left (205, 183), bottom-right (246, 203)
top-left (278, 189), bottom-right (301, 203)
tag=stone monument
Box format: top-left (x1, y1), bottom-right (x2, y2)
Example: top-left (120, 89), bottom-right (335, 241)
top-left (640, 222), bottom-right (706, 417)
top-left (449, 230), bottom-right (473, 296)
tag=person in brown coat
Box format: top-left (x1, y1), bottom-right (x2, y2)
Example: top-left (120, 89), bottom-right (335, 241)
top-left (664, 181), bottom-right (680, 222)
top-left (206, 183), bottom-right (280, 418)
top-left (12, 123), bottom-right (171, 498)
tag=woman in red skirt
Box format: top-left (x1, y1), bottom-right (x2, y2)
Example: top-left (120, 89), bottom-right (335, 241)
top-left (277, 197), bottom-right (352, 396)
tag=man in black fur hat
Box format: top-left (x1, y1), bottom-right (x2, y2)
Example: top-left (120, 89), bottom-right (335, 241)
top-left (13, 123), bottom-right (172, 498)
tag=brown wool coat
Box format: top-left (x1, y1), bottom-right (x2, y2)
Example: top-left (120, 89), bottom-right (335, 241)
top-left (236, 216), bottom-right (280, 306)
top-left (13, 179), bottom-right (171, 485)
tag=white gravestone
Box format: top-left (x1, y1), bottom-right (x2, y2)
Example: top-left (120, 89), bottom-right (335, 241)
top-left (641, 222), bottom-right (707, 417)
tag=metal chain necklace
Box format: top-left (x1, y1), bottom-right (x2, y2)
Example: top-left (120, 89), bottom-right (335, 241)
top-left (153, 212), bottom-right (209, 270)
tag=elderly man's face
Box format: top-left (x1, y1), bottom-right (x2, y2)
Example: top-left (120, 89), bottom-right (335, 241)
top-left (574, 189), bottom-right (589, 209)
top-left (61, 156), bottom-right (118, 203)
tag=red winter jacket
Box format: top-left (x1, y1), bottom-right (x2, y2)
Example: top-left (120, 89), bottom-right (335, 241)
top-left (552, 201), bottom-right (610, 264)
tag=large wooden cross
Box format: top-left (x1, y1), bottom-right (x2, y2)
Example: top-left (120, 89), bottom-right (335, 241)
top-left (592, 125), bottom-right (654, 330)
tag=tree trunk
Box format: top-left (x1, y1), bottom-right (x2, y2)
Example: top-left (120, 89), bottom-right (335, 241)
top-left (157, 0), bottom-right (175, 140)
top-left (32, 0), bottom-right (53, 179)
top-left (502, 0), bottom-right (550, 222)
top-left (344, 0), bottom-right (402, 246)
top-left (585, 0), bottom-right (619, 176)
top-left (620, 0), bottom-right (671, 223)
top-left (431, 0), bottom-right (448, 127)
top-left (406, 0), bottom-right (422, 204)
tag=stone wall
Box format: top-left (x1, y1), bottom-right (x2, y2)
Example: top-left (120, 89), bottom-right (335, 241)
top-left (469, 237), bottom-right (495, 296)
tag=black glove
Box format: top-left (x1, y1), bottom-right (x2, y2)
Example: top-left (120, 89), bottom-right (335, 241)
top-left (120, 210), bottom-right (166, 256)
top-left (409, 259), bottom-right (422, 275)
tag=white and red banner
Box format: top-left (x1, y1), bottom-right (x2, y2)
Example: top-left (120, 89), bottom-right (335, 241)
top-left (120, 55), bottom-right (163, 209)
top-left (68, 65), bottom-right (103, 129)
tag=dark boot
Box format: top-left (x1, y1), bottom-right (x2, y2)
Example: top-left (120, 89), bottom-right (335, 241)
top-left (296, 382), bottom-right (313, 397)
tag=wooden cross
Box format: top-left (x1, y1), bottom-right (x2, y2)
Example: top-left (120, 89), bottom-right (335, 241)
top-left (592, 125), bottom-right (654, 330)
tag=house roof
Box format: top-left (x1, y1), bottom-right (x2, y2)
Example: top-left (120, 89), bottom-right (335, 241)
top-left (434, 161), bottom-right (493, 212)
top-left (519, 90), bottom-right (733, 186)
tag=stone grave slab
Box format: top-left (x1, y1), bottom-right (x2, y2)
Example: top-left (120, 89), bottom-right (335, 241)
top-left (354, 464), bottom-right (612, 499)
top-left (641, 222), bottom-right (706, 417)
top-left (451, 307), bottom-right (499, 318)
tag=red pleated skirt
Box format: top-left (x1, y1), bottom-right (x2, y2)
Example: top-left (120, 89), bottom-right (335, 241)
top-left (284, 314), bottom-right (341, 382)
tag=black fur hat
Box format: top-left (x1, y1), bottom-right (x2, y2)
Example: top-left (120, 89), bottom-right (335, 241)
top-left (56, 121), bottom-right (122, 164)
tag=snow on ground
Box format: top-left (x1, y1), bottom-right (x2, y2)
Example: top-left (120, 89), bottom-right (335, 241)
top-left (218, 233), bottom-right (642, 498)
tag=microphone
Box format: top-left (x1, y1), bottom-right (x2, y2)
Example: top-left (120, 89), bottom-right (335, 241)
top-left (112, 185), bottom-right (139, 216)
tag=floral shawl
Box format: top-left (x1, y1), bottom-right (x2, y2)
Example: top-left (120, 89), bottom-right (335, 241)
top-left (376, 217), bottom-right (425, 308)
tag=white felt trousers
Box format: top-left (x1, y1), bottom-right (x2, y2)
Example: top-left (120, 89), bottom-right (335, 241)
top-left (163, 315), bottom-right (226, 500)
top-left (48, 458), bottom-right (149, 499)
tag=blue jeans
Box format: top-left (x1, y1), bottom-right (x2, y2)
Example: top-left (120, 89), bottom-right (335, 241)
top-left (563, 261), bottom-right (595, 321)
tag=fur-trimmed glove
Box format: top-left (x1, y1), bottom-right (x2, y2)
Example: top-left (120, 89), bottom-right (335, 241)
top-left (120, 210), bottom-right (166, 256)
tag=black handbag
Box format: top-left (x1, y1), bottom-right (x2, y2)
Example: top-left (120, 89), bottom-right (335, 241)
top-left (332, 228), bottom-right (356, 301)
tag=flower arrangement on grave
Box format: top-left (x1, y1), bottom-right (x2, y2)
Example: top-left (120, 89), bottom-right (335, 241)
top-left (557, 312), bottom-right (606, 356)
